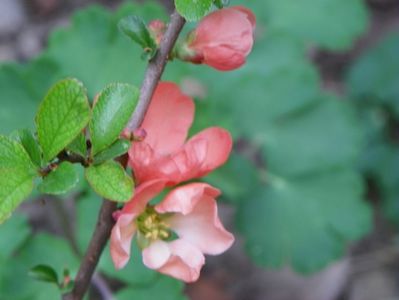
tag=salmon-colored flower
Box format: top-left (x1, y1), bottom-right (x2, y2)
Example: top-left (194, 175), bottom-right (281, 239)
top-left (110, 179), bottom-right (234, 282)
top-left (128, 82), bottom-right (232, 185)
top-left (183, 6), bottom-right (256, 71)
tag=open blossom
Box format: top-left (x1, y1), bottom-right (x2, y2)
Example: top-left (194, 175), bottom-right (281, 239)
top-left (110, 179), bottom-right (234, 282)
top-left (128, 82), bottom-right (232, 185)
top-left (184, 6), bottom-right (256, 71)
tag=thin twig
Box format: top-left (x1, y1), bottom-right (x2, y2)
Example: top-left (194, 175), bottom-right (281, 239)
top-left (126, 10), bottom-right (186, 131)
top-left (62, 10), bottom-right (185, 300)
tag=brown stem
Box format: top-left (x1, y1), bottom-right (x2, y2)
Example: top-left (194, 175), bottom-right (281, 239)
top-left (62, 10), bottom-right (185, 300)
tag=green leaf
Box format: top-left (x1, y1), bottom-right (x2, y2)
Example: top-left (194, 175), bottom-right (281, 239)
top-left (36, 78), bottom-right (90, 162)
top-left (205, 152), bottom-right (259, 201)
top-left (243, 0), bottom-right (369, 50)
top-left (0, 135), bottom-right (37, 223)
top-left (45, 3), bottom-right (166, 96)
top-left (29, 265), bottom-right (59, 284)
top-left (85, 160), bottom-right (134, 202)
top-left (66, 132), bottom-right (87, 157)
top-left (116, 276), bottom-right (187, 300)
top-left (214, 0), bottom-right (229, 9)
top-left (18, 233), bottom-right (80, 273)
top-left (0, 173), bottom-right (35, 224)
top-left (175, 0), bottom-right (213, 21)
top-left (93, 139), bottom-right (131, 165)
top-left (38, 162), bottom-right (79, 195)
top-left (237, 170), bottom-right (371, 273)
top-left (368, 145), bottom-right (399, 226)
top-left (0, 135), bottom-right (36, 172)
top-left (0, 213), bottom-right (30, 258)
top-left (172, 32), bottom-right (321, 137)
top-left (0, 58), bottom-right (61, 135)
top-left (90, 83), bottom-right (138, 155)
top-left (118, 15), bottom-right (157, 59)
top-left (263, 95), bottom-right (363, 177)
top-left (14, 129), bottom-right (42, 167)
top-left (347, 33), bottom-right (399, 117)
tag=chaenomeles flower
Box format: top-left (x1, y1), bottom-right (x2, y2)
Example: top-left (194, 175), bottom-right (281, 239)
top-left (110, 179), bottom-right (234, 282)
top-left (128, 81), bottom-right (232, 186)
top-left (179, 6), bottom-right (256, 71)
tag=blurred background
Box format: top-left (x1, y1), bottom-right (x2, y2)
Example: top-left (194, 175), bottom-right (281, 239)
top-left (0, 0), bottom-right (399, 299)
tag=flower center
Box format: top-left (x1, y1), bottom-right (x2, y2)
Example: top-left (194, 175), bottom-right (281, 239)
top-left (136, 206), bottom-right (171, 244)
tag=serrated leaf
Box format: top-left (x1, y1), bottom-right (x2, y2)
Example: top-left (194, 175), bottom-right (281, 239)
top-left (93, 139), bottom-right (131, 165)
top-left (0, 232), bottom-right (78, 300)
top-left (0, 135), bottom-right (36, 172)
top-left (237, 170), bottom-right (371, 273)
top-left (347, 33), bottom-right (399, 117)
top-left (85, 160), bottom-right (133, 202)
top-left (0, 136), bottom-right (37, 223)
top-left (66, 132), bottom-right (87, 157)
top-left (0, 58), bottom-right (61, 135)
top-left (29, 265), bottom-right (59, 284)
top-left (0, 173), bottom-right (35, 224)
top-left (175, 0), bottom-right (213, 21)
top-left (36, 78), bottom-right (90, 162)
top-left (262, 95), bottom-right (363, 177)
top-left (205, 152), bottom-right (259, 201)
top-left (45, 3), bottom-right (166, 96)
top-left (118, 15), bottom-right (157, 59)
top-left (243, 0), bottom-right (369, 50)
top-left (90, 83), bottom-right (139, 155)
top-left (14, 129), bottom-right (42, 167)
top-left (38, 162), bottom-right (79, 195)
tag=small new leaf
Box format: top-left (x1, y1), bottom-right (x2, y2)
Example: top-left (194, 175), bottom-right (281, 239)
top-left (89, 83), bottom-right (139, 156)
top-left (66, 131), bottom-right (87, 157)
top-left (36, 78), bottom-right (91, 162)
top-left (29, 264), bottom-right (59, 285)
top-left (38, 162), bottom-right (79, 195)
top-left (85, 160), bottom-right (134, 202)
top-left (93, 139), bottom-right (131, 165)
top-left (175, 0), bottom-right (213, 21)
top-left (14, 129), bottom-right (42, 167)
top-left (119, 15), bottom-right (157, 59)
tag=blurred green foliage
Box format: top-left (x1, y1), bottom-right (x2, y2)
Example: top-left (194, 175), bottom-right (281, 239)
top-left (1, 0), bottom-right (398, 298)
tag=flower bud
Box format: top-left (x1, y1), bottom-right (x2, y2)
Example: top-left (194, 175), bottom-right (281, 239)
top-left (183, 6), bottom-right (256, 71)
top-left (148, 20), bottom-right (166, 46)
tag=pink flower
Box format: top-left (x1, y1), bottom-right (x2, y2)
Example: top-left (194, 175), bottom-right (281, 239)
top-left (110, 179), bottom-right (234, 282)
top-left (184, 6), bottom-right (256, 71)
top-left (128, 82), bottom-right (232, 186)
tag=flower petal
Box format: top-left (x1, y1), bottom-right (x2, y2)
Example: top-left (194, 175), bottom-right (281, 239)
top-left (202, 45), bottom-right (247, 71)
top-left (122, 179), bottom-right (166, 215)
top-left (192, 7), bottom-right (254, 51)
top-left (110, 213), bottom-right (137, 269)
top-left (142, 240), bottom-right (171, 269)
top-left (233, 6), bottom-right (256, 30)
top-left (156, 183), bottom-right (234, 255)
top-left (130, 127), bottom-right (232, 185)
top-left (155, 182), bottom-right (221, 215)
top-left (156, 240), bottom-right (205, 282)
top-left (183, 127), bottom-right (233, 179)
top-left (139, 82), bottom-right (195, 155)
